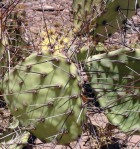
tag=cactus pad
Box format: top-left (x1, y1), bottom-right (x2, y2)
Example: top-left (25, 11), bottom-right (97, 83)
top-left (72, 0), bottom-right (106, 31)
top-left (2, 52), bottom-right (86, 145)
top-left (91, 0), bottom-right (140, 42)
top-left (87, 48), bottom-right (140, 133)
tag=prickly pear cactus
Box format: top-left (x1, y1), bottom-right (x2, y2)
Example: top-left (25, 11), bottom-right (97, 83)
top-left (72, 0), bottom-right (106, 31)
top-left (91, 0), bottom-right (140, 42)
top-left (87, 48), bottom-right (140, 133)
top-left (2, 52), bottom-right (86, 145)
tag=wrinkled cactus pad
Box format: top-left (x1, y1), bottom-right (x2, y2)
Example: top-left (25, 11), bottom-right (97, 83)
top-left (87, 48), bottom-right (140, 133)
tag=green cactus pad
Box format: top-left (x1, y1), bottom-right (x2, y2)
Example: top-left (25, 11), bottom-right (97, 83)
top-left (91, 0), bottom-right (140, 42)
top-left (87, 48), bottom-right (140, 133)
top-left (2, 52), bottom-right (86, 145)
top-left (72, 0), bottom-right (106, 31)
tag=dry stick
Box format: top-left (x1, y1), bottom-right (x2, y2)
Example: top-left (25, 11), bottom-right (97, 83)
top-left (39, 0), bottom-right (52, 50)
top-left (32, 7), bottom-right (64, 12)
